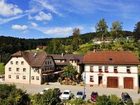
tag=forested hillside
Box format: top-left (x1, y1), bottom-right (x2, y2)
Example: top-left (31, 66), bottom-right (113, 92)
top-left (0, 19), bottom-right (140, 63)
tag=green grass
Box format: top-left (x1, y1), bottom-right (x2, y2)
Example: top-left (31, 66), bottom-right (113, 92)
top-left (0, 63), bottom-right (4, 75)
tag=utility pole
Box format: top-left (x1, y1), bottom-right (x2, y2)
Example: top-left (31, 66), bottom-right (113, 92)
top-left (83, 71), bottom-right (86, 98)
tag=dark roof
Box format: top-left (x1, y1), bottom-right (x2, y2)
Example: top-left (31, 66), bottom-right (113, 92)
top-left (12, 51), bottom-right (47, 67)
top-left (83, 51), bottom-right (140, 65)
top-left (49, 54), bottom-right (83, 65)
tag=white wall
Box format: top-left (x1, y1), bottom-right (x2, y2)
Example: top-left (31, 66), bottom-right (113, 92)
top-left (5, 57), bottom-right (31, 84)
top-left (84, 65), bottom-right (138, 89)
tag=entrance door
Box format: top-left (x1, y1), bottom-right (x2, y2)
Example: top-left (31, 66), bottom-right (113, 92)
top-left (107, 77), bottom-right (118, 88)
top-left (98, 76), bottom-right (103, 85)
top-left (124, 77), bottom-right (133, 89)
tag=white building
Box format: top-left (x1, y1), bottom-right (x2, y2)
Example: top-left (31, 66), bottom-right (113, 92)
top-left (5, 51), bottom-right (55, 85)
top-left (83, 51), bottom-right (139, 90)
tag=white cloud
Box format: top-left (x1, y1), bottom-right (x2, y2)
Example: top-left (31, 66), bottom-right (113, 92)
top-left (0, 14), bottom-right (27, 25)
top-left (11, 24), bottom-right (28, 31)
top-left (32, 26), bottom-right (84, 38)
top-left (33, 11), bottom-right (52, 21)
top-left (0, 0), bottom-right (23, 17)
top-left (31, 22), bottom-right (38, 27)
top-left (29, 0), bottom-right (62, 16)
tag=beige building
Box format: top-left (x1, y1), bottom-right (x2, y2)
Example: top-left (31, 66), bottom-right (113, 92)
top-left (5, 51), bottom-right (55, 85)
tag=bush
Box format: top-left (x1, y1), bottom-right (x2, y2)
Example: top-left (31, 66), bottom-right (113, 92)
top-left (96, 95), bottom-right (111, 105)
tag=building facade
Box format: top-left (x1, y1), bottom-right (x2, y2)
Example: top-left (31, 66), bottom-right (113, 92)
top-left (49, 54), bottom-right (84, 73)
top-left (83, 51), bottom-right (139, 90)
top-left (5, 51), bottom-right (55, 85)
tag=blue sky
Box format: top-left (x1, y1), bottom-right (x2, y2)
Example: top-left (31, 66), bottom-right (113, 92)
top-left (0, 0), bottom-right (140, 38)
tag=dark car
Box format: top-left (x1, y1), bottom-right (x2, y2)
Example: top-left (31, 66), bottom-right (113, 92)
top-left (121, 92), bottom-right (132, 104)
top-left (91, 92), bottom-right (98, 102)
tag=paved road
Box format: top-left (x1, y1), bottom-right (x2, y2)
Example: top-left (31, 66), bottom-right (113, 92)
top-left (1, 82), bottom-right (140, 103)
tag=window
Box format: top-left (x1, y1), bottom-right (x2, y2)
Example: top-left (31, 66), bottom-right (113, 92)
top-left (23, 76), bottom-right (26, 80)
top-left (114, 66), bottom-right (118, 73)
top-left (16, 61), bottom-right (18, 65)
top-left (90, 76), bottom-right (94, 82)
top-left (99, 66), bottom-right (102, 73)
top-left (23, 68), bottom-right (26, 72)
top-left (16, 68), bottom-right (19, 72)
top-left (32, 76), bottom-right (34, 80)
top-left (36, 76), bottom-right (39, 80)
top-left (127, 66), bottom-right (131, 73)
top-left (105, 66), bottom-right (108, 73)
top-left (9, 67), bottom-right (11, 71)
top-left (49, 61), bottom-right (51, 64)
top-left (90, 66), bottom-right (94, 72)
top-left (16, 75), bottom-right (19, 79)
top-left (10, 61), bottom-right (13, 64)
top-left (8, 75), bottom-right (11, 78)
top-left (21, 61), bottom-right (24, 65)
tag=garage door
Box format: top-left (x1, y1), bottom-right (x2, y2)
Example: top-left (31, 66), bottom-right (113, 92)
top-left (124, 77), bottom-right (133, 89)
top-left (107, 77), bottom-right (118, 88)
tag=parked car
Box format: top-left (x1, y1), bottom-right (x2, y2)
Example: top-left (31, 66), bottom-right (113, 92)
top-left (76, 91), bottom-right (85, 99)
top-left (60, 90), bottom-right (72, 100)
top-left (39, 88), bottom-right (50, 94)
top-left (91, 92), bottom-right (98, 102)
top-left (121, 92), bottom-right (132, 104)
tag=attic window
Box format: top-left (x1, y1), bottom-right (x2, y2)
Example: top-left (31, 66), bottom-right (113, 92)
top-left (109, 58), bottom-right (113, 61)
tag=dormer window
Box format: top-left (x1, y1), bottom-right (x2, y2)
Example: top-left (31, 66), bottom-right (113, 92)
top-left (114, 66), bottom-right (118, 73)
top-left (109, 58), bottom-right (113, 61)
top-left (127, 66), bottom-right (131, 73)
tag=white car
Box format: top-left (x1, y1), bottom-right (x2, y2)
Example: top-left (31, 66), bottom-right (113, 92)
top-left (60, 90), bottom-right (71, 100)
top-left (39, 88), bottom-right (50, 94)
top-left (76, 91), bottom-right (85, 99)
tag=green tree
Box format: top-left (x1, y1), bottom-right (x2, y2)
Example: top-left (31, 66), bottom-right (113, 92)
top-left (134, 21), bottom-right (140, 40)
top-left (71, 28), bottom-right (82, 51)
top-left (32, 89), bottom-right (61, 105)
top-left (95, 18), bottom-right (108, 41)
top-left (62, 64), bottom-right (77, 80)
top-left (46, 39), bottom-right (64, 54)
top-left (0, 84), bottom-right (30, 105)
top-left (110, 21), bottom-right (123, 38)
top-left (0, 63), bottom-right (4, 75)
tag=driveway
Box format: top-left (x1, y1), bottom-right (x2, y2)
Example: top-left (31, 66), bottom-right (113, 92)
top-left (1, 82), bottom-right (140, 103)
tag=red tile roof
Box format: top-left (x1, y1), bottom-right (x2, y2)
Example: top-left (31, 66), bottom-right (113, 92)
top-left (83, 51), bottom-right (140, 65)
top-left (12, 51), bottom-right (47, 67)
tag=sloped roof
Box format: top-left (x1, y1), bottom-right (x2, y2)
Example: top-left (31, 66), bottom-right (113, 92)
top-left (83, 51), bottom-right (140, 65)
top-left (12, 51), bottom-right (47, 67)
top-left (49, 54), bottom-right (83, 65)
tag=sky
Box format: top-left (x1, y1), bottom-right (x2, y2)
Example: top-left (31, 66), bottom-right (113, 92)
top-left (0, 0), bottom-right (140, 39)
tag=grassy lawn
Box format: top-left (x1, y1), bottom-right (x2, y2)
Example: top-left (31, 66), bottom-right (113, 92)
top-left (0, 63), bottom-right (4, 75)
